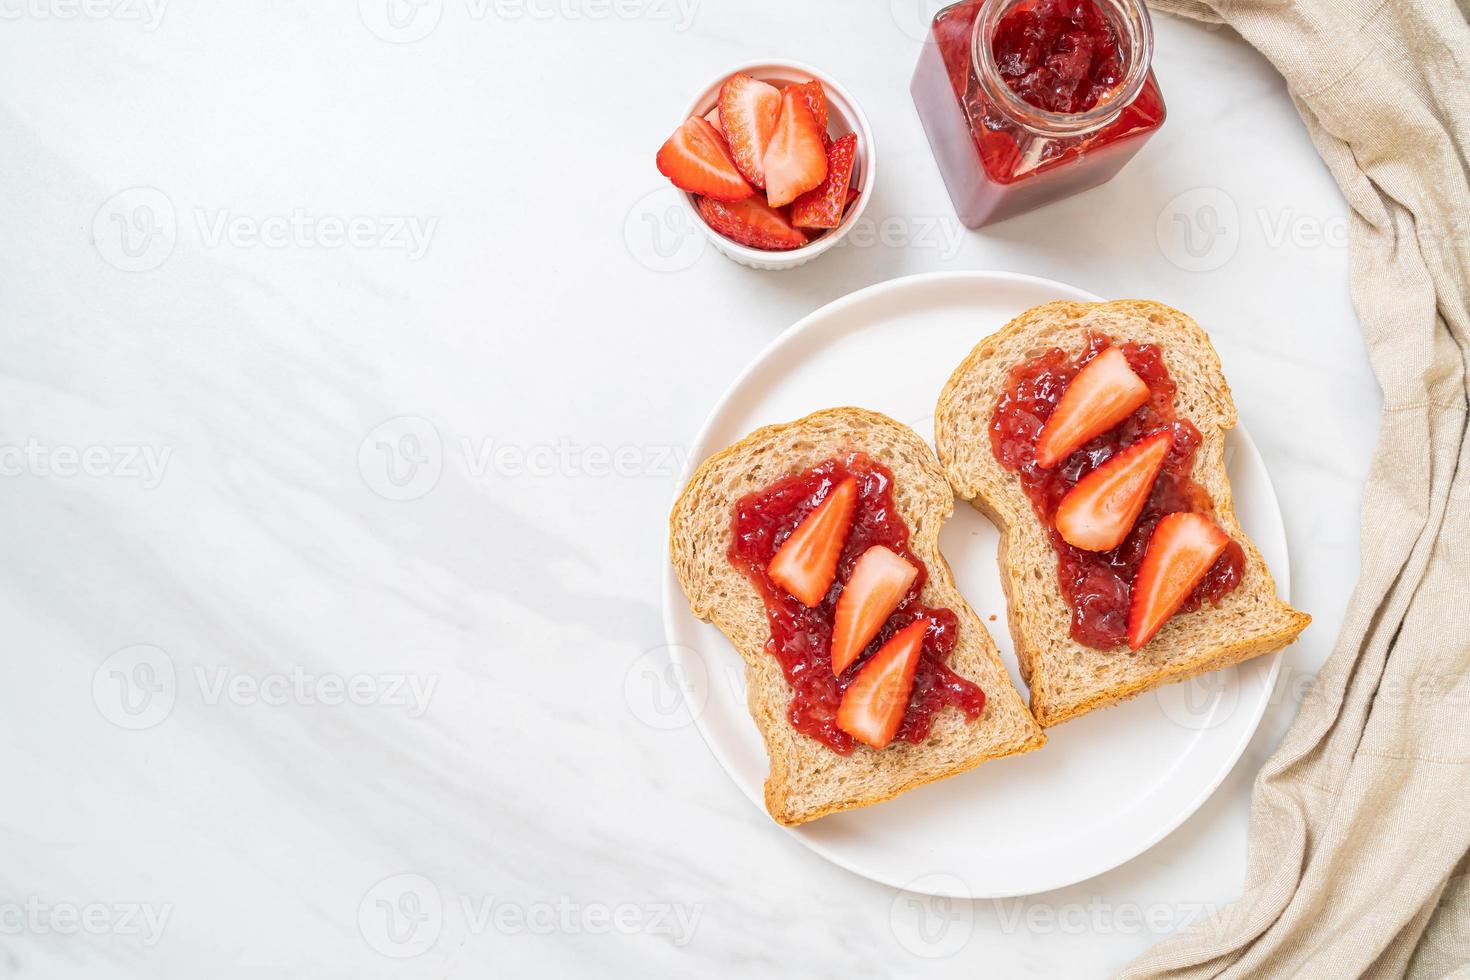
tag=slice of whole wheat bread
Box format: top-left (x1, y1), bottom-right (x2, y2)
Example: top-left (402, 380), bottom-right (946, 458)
top-left (670, 407), bottom-right (1045, 826)
top-left (935, 300), bottom-right (1310, 728)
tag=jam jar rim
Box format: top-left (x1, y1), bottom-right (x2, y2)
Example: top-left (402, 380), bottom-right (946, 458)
top-left (969, 0), bottom-right (1156, 137)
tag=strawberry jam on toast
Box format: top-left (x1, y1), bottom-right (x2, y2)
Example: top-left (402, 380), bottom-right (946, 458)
top-left (729, 453), bottom-right (985, 753)
top-left (989, 331), bottom-right (1245, 650)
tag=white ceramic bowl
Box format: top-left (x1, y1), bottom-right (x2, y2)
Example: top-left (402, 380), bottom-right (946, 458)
top-left (675, 60), bottom-right (876, 271)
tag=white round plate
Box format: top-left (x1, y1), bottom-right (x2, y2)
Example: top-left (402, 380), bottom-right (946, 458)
top-left (661, 271), bottom-right (1290, 897)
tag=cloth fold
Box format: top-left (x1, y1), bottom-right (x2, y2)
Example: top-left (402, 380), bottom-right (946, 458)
top-left (1124, 1), bottom-right (1470, 978)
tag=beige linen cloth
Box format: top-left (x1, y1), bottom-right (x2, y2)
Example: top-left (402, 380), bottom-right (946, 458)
top-left (1120, 1), bottom-right (1470, 977)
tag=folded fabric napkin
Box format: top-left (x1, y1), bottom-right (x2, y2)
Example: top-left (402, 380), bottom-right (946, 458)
top-left (1123, 1), bottom-right (1470, 977)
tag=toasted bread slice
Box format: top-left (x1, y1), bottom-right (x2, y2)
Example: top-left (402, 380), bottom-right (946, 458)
top-left (935, 300), bottom-right (1310, 728)
top-left (670, 408), bottom-right (1045, 825)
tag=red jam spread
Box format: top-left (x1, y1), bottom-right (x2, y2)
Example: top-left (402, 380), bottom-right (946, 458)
top-left (992, 0), bottom-right (1124, 113)
top-left (990, 333), bottom-right (1245, 649)
top-left (729, 454), bottom-right (985, 754)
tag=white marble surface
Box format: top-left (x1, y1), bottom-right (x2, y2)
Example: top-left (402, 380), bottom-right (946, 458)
top-left (0, 2), bottom-right (1379, 977)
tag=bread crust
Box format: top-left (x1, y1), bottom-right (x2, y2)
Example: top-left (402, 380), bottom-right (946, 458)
top-left (669, 408), bottom-right (1045, 825)
top-left (934, 300), bottom-right (1310, 727)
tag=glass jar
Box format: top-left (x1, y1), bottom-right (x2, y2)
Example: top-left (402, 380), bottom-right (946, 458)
top-left (911, 0), bottom-right (1166, 228)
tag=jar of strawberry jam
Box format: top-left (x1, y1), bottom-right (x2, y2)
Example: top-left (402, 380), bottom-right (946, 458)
top-left (911, 0), bottom-right (1166, 227)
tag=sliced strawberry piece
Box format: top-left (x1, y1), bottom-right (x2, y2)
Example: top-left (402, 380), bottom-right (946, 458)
top-left (1035, 347), bottom-right (1150, 468)
top-left (793, 79), bottom-right (828, 139)
top-left (845, 187), bottom-right (861, 212)
top-left (703, 105), bottom-right (723, 136)
top-left (1126, 512), bottom-right (1231, 650)
top-left (790, 133), bottom-right (859, 229)
top-left (1055, 430), bottom-right (1173, 551)
top-left (830, 545), bottom-right (918, 675)
top-left (696, 196), bottom-right (807, 251)
top-left (656, 117), bottom-right (752, 202)
top-left (762, 86), bottom-right (828, 208)
top-left (718, 72), bottom-right (781, 189)
top-left (836, 619), bottom-right (927, 749)
top-left (768, 478), bottom-right (857, 606)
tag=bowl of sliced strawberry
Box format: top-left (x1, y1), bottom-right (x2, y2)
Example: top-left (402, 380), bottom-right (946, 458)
top-left (656, 61), bottom-right (874, 270)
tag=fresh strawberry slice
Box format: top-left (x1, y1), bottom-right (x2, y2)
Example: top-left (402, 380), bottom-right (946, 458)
top-left (844, 187), bottom-right (861, 213)
top-left (1035, 347), bottom-right (1150, 468)
top-left (718, 72), bottom-right (781, 189)
top-left (830, 545), bottom-right (918, 675)
top-left (768, 478), bottom-right (857, 606)
top-left (1055, 430), bottom-right (1173, 551)
top-left (790, 133), bottom-right (859, 229)
top-left (656, 117), bottom-right (752, 202)
top-left (793, 79), bottom-right (828, 139)
top-left (762, 86), bottom-right (828, 208)
top-left (836, 619), bottom-right (927, 749)
top-left (1126, 512), bottom-right (1230, 650)
top-left (703, 105), bottom-right (723, 136)
top-left (696, 196), bottom-right (807, 251)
